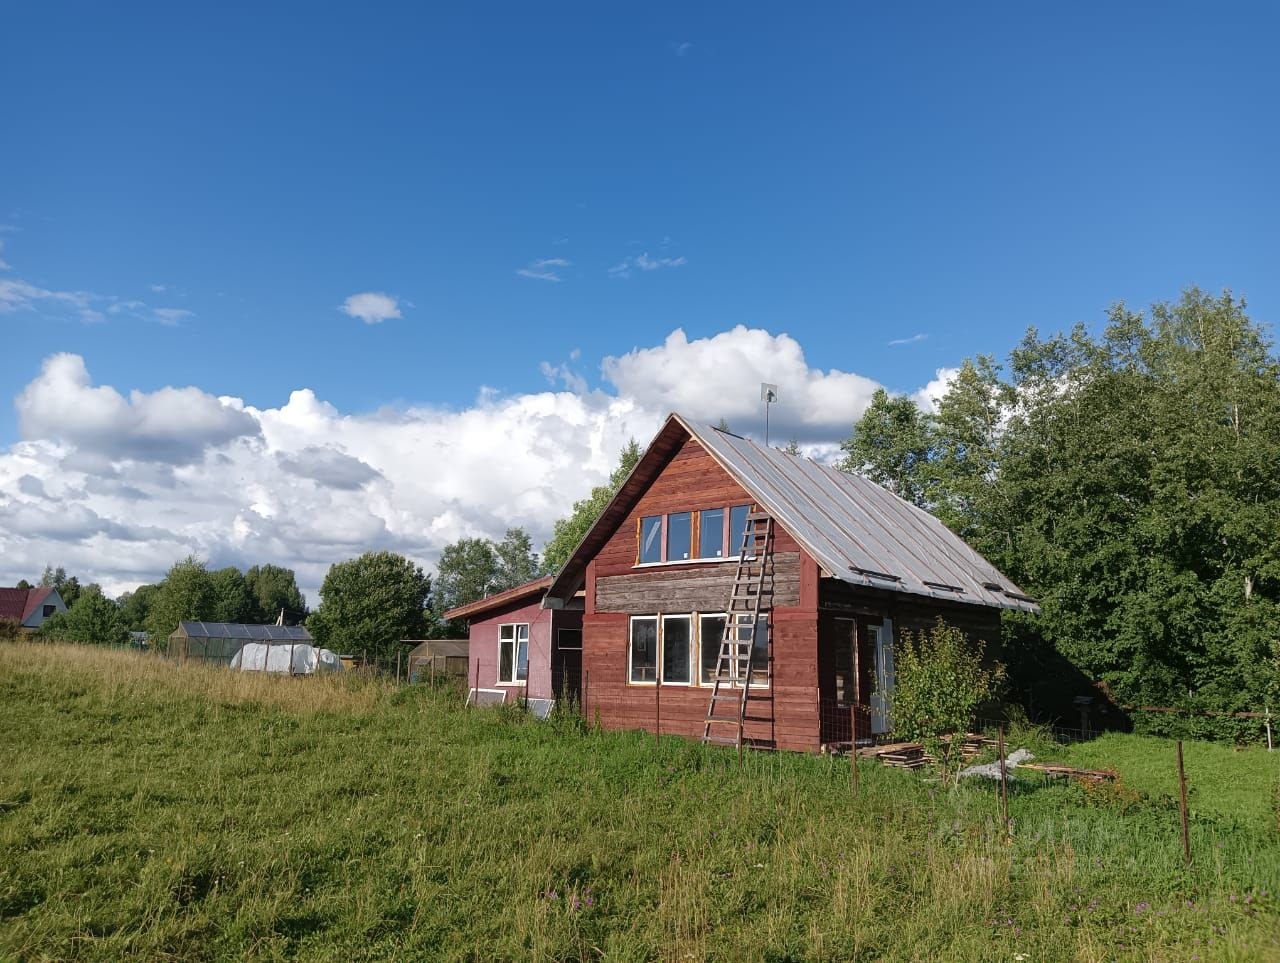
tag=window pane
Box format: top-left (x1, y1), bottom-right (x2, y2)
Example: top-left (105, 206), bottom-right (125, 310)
top-left (639, 516), bottom-right (663, 563)
top-left (700, 615), bottom-right (726, 683)
top-left (500, 624), bottom-right (514, 641)
top-left (516, 636), bottom-right (529, 681)
top-left (728, 505), bottom-right (751, 556)
top-left (666, 512), bottom-right (692, 561)
top-left (499, 638), bottom-right (513, 682)
top-left (662, 616), bottom-right (691, 684)
top-left (557, 629), bottom-right (582, 651)
top-left (630, 618), bottom-right (658, 682)
top-left (751, 615), bottom-right (769, 678)
top-left (698, 508), bottom-right (725, 558)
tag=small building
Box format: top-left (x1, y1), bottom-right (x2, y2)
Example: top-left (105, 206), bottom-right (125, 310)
top-left (0, 586), bottom-right (67, 632)
top-left (444, 576), bottom-right (584, 704)
top-left (542, 412), bottom-right (1038, 752)
top-left (167, 621), bottom-right (313, 665)
top-left (403, 639), bottom-right (471, 681)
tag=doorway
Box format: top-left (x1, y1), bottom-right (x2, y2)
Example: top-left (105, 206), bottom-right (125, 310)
top-left (818, 614), bottom-right (880, 745)
top-left (551, 628), bottom-right (583, 704)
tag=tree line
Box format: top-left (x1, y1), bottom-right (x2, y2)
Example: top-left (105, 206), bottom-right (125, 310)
top-left (840, 288), bottom-right (1280, 736)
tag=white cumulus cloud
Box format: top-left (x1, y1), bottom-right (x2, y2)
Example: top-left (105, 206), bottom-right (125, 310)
top-left (341, 291), bottom-right (402, 324)
top-left (0, 329), bottom-right (950, 600)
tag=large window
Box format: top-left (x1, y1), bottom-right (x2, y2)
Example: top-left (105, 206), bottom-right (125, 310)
top-left (629, 617), bottom-right (659, 682)
top-left (636, 504), bottom-right (753, 565)
top-left (697, 508), bottom-right (725, 559)
top-left (699, 614), bottom-right (727, 683)
top-left (661, 615), bottom-right (691, 683)
top-left (639, 516), bottom-right (663, 564)
top-left (728, 504), bottom-right (751, 555)
top-left (497, 623), bottom-right (530, 683)
top-left (699, 612), bottom-right (769, 686)
top-left (666, 512), bottom-right (692, 562)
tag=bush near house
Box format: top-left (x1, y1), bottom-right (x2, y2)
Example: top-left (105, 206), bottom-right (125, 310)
top-left (886, 618), bottom-right (1006, 783)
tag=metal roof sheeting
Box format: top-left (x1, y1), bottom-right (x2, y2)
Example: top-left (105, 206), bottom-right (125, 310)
top-left (175, 621), bottom-right (313, 641)
top-left (684, 417), bottom-right (1038, 613)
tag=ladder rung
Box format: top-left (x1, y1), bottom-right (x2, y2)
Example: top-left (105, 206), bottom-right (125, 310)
top-left (702, 735), bottom-right (741, 746)
top-left (746, 513), bottom-right (771, 522)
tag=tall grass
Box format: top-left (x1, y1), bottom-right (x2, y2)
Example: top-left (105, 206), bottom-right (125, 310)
top-left (1, 643), bottom-right (1277, 961)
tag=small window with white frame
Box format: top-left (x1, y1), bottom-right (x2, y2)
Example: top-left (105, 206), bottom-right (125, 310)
top-left (497, 623), bottom-right (530, 684)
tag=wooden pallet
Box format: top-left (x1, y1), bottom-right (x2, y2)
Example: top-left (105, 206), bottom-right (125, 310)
top-left (1020, 763), bottom-right (1118, 784)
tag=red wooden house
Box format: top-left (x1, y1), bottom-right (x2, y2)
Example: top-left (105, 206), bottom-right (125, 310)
top-left (445, 576), bottom-right (584, 705)
top-left (542, 413), bottom-right (1037, 752)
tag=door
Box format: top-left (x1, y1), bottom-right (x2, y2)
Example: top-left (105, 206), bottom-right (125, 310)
top-left (818, 616), bottom-right (878, 745)
top-left (869, 618), bottom-right (895, 735)
top-left (551, 628), bottom-right (583, 704)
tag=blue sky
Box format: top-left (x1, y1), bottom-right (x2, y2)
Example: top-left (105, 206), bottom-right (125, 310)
top-left (2, 2), bottom-right (1278, 595)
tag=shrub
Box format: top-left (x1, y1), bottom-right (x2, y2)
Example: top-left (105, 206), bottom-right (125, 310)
top-left (0, 617), bottom-right (20, 642)
top-left (885, 618), bottom-right (1005, 784)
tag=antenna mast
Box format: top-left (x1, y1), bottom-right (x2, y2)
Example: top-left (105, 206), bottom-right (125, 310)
top-left (761, 383), bottom-right (778, 446)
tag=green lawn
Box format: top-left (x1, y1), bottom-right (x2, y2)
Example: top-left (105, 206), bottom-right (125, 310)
top-left (1, 644), bottom-right (1277, 961)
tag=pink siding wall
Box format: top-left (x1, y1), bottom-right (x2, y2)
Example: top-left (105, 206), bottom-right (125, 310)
top-left (466, 597), bottom-right (581, 701)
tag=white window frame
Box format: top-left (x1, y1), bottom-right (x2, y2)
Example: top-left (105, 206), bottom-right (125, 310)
top-left (628, 615), bottom-right (659, 685)
top-left (660, 614), bottom-right (692, 686)
top-left (497, 622), bottom-right (530, 685)
top-left (698, 612), bottom-right (727, 685)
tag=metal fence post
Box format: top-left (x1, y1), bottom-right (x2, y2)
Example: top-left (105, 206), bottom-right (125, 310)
top-left (1176, 740), bottom-right (1192, 865)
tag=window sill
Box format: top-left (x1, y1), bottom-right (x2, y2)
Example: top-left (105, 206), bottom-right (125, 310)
top-left (632, 557), bottom-right (740, 570)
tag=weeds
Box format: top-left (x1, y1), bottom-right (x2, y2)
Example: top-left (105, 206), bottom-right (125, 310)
top-left (1, 643), bottom-right (1278, 961)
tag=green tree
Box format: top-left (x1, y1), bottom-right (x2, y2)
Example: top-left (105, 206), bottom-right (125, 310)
top-left (838, 388), bottom-right (935, 507)
top-left (245, 564), bottom-right (308, 624)
top-left (885, 619), bottom-right (1005, 784)
top-left (39, 586), bottom-right (128, 647)
top-left (308, 551), bottom-right (431, 661)
top-left (209, 567), bottom-right (253, 623)
top-left (15, 579), bottom-right (31, 590)
top-left (494, 528), bottom-right (539, 590)
top-left (40, 565), bottom-right (83, 609)
top-left (542, 439), bottom-right (641, 573)
top-left (144, 556), bottom-right (214, 647)
top-left (433, 537), bottom-right (500, 635)
top-left (118, 583), bottom-right (160, 632)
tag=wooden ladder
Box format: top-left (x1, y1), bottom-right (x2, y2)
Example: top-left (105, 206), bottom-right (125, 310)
top-left (702, 511), bottom-right (774, 750)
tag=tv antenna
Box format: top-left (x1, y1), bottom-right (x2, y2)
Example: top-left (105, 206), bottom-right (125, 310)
top-left (761, 383), bottom-right (778, 446)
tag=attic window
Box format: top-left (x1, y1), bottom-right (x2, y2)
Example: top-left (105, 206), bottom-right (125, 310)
top-left (636, 504), bottom-right (752, 565)
top-left (42, 604), bottom-right (56, 618)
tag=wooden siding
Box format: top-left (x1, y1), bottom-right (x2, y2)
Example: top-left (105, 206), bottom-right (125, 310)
top-left (581, 437), bottom-right (822, 752)
top-left (596, 552), bottom-right (801, 614)
top-left (592, 435), bottom-right (802, 580)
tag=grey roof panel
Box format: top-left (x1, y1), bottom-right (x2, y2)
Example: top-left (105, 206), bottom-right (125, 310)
top-left (684, 418), bottom-right (1038, 613)
top-left (178, 621), bottom-right (313, 641)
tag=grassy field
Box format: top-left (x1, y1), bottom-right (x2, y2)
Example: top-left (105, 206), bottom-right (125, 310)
top-left (1, 644), bottom-right (1277, 961)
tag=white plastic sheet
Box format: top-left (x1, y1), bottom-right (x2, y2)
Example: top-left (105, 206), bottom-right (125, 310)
top-left (229, 642), bottom-right (343, 675)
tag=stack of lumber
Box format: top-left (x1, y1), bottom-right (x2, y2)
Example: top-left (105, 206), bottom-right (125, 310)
top-left (941, 733), bottom-right (1000, 761)
top-left (1020, 763), bottom-right (1118, 784)
top-left (855, 741), bottom-right (933, 769)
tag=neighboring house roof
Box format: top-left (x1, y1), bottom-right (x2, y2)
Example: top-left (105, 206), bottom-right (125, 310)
top-left (173, 621), bottom-right (313, 641)
top-left (442, 576), bottom-right (555, 622)
top-left (22, 587), bottom-right (56, 623)
top-left (0, 588), bottom-right (29, 622)
top-left (546, 413), bottom-right (1039, 614)
top-left (0, 586), bottom-right (61, 624)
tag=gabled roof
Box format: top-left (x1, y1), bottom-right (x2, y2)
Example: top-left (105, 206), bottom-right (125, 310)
top-left (545, 413), bottom-right (1038, 614)
top-left (22, 587), bottom-right (56, 622)
top-left (443, 576), bottom-right (554, 622)
top-left (175, 621), bottom-right (312, 641)
top-left (0, 588), bottom-right (29, 622)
